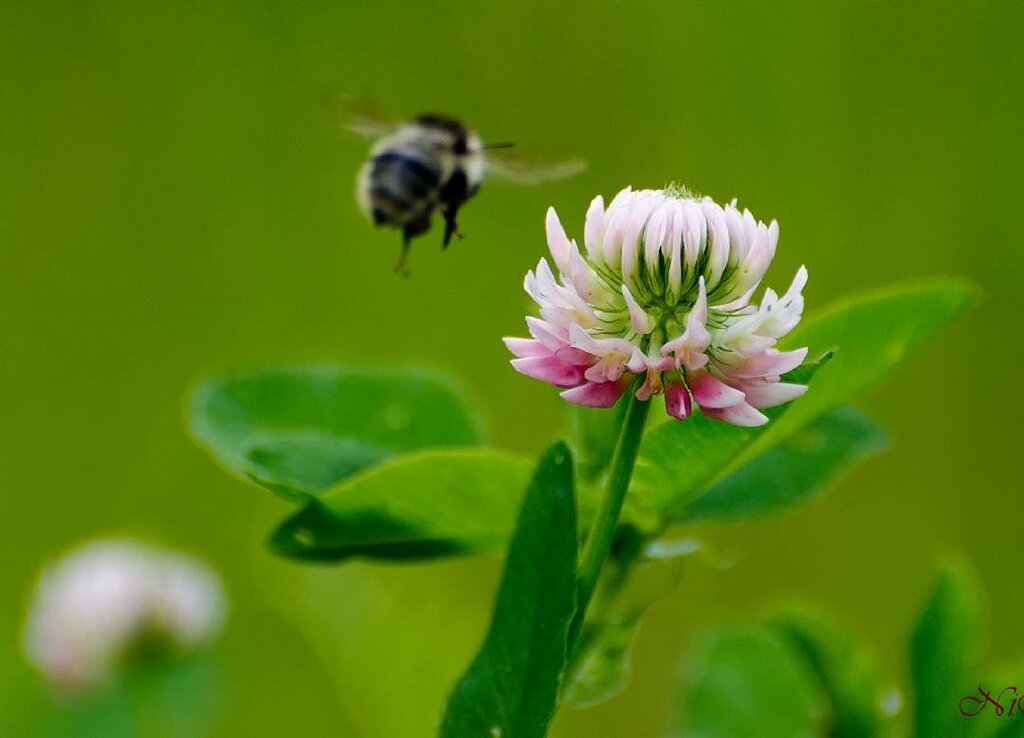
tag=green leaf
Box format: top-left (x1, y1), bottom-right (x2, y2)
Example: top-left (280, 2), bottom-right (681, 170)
top-left (632, 358), bottom-right (828, 522)
top-left (675, 623), bottom-right (825, 738)
top-left (270, 450), bottom-right (534, 562)
top-left (679, 407), bottom-right (888, 523)
top-left (746, 277), bottom-right (979, 459)
top-left (187, 365), bottom-right (485, 499)
top-left (563, 538), bottom-right (697, 708)
top-left (634, 278), bottom-right (978, 523)
top-left (770, 605), bottom-right (885, 738)
top-left (439, 442), bottom-right (578, 738)
top-left (910, 561), bottom-right (986, 738)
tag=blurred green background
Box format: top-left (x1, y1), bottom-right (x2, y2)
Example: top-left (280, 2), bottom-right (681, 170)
top-left (3, 0), bottom-right (1022, 735)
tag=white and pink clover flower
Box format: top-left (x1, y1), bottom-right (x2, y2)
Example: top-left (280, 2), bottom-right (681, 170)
top-left (505, 186), bottom-right (809, 426)
top-left (22, 538), bottom-right (226, 694)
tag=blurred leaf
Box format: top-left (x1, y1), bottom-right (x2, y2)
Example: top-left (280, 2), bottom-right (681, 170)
top-left (124, 653), bottom-right (224, 738)
top-left (187, 365), bottom-right (485, 500)
top-left (563, 539), bottom-right (696, 708)
top-left (770, 605), bottom-right (885, 738)
top-left (25, 690), bottom-right (134, 738)
top-left (634, 279), bottom-right (978, 522)
top-left (675, 623), bottom-right (825, 738)
top-left (439, 443), bottom-right (577, 738)
top-left (992, 715), bottom-right (1024, 738)
top-left (271, 449), bottom-right (533, 562)
top-left (25, 654), bottom-right (222, 738)
top-left (910, 562), bottom-right (986, 738)
top-left (679, 407), bottom-right (887, 523)
top-left (563, 618), bottom-right (637, 709)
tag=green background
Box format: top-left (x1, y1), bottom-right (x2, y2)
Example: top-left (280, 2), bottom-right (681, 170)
top-left (2, 0), bottom-right (1021, 735)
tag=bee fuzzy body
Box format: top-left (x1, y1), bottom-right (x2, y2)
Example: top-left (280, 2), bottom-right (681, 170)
top-left (357, 115), bottom-right (484, 264)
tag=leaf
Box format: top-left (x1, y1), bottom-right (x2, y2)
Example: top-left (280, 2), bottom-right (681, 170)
top-left (187, 365), bottom-right (485, 499)
top-left (562, 619), bottom-right (638, 709)
top-left (679, 407), bottom-right (888, 523)
top-left (770, 605), bottom-right (885, 738)
top-left (633, 278), bottom-right (978, 523)
top-left (910, 561), bottom-right (986, 738)
top-left (744, 277), bottom-right (979, 460)
top-left (562, 539), bottom-right (697, 708)
top-left (270, 450), bottom-right (534, 562)
top-left (675, 623), bottom-right (825, 738)
top-left (631, 358), bottom-right (827, 522)
top-left (439, 442), bottom-right (578, 738)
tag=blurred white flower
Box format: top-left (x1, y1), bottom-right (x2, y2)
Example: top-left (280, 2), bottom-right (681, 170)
top-left (505, 186), bottom-right (809, 426)
top-left (22, 538), bottom-right (226, 694)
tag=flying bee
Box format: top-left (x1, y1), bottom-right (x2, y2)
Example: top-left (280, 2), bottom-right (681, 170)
top-left (333, 98), bottom-right (586, 274)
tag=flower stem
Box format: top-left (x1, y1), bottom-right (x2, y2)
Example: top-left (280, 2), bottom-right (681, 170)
top-left (571, 392), bottom-right (650, 646)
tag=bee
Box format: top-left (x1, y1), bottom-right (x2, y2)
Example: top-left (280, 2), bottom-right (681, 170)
top-left (333, 98), bottom-right (586, 274)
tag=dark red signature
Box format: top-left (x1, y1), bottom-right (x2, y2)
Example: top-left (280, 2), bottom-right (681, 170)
top-left (960, 686), bottom-right (1024, 717)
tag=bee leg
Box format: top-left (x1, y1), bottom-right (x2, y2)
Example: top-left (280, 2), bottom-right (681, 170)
top-left (441, 207), bottom-right (462, 250)
top-left (394, 239), bottom-right (412, 277)
top-left (439, 168), bottom-right (470, 249)
top-left (396, 215), bottom-right (431, 276)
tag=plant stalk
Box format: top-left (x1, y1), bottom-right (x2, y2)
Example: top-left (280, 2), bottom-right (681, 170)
top-left (570, 392), bottom-right (650, 648)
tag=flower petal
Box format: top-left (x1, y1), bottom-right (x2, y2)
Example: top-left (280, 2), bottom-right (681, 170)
top-left (702, 200), bottom-right (730, 291)
top-left (702, 401), bottom-right (769, 427)
top-left (664, 379), bottom-right (692, 420)
top-left (560, 379), bottom-right (631, 408)
top-left (666, 201), bottom-right (685, 299)
top-left (662, 278), bottom-right (710, 369)
top-left (525, 316), bottom-right (568, 352)
top-left (511, 356), bottom-right (586, 388)
top-left (622, 284), bottom-right (656, 334)
top-left (724, 347), bottom-right (808, 379)
top-left (545, 207), bottom-right (572, 274)
top-left (634, 369), bottom-right (664, 401)
top-left (782, 265), bottom-right (808, 304)
top-left (688, 370), bottom-right (746, 409)
top-left (555, 344), bottom-right (597, 366)
top-left (742, 381), bottom-right (807, 409)
top-left (681, 199), bottom-right (705, 270)
top-left (583, 195), bottom-right (606, 264)
top-left (503, 337), bottom-right (549, 359)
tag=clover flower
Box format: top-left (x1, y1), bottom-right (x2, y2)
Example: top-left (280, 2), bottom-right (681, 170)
top-left (505, 186), bottom-right (808, 426)
top-left (22, 538), bottom-right (226, 694)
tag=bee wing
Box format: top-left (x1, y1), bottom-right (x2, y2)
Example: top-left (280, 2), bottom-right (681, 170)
top-left (321, 92), bottom-right (399, 138)
top-left (484, 151), bottom-right (587, 185)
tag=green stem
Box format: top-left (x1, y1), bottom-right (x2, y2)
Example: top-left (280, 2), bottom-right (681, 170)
top-left (570, 392), bottom-right (650, 648)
